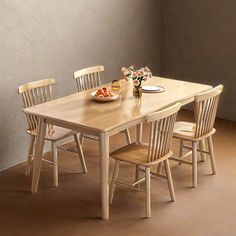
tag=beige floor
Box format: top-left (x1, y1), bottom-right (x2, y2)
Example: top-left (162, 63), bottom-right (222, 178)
top-left (0, 110), bottom-right (236, 236)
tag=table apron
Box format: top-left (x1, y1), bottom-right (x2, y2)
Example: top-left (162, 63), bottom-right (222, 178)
top-left (108, 118), bottom-right (145, 137)
top-left (44, 118), bottom-right (100, 137)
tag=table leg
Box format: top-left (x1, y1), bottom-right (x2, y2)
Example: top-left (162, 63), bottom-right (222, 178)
top-left (31, 118), bottom-right (47, 193)
top-left (136, 123), bottom-right (143, 144)
top-left (99, 132), bottom-right (109, 220)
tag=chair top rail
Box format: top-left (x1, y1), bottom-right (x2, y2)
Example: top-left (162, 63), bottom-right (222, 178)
top-left (195, 84), bottom-right (223, 102)
top-left (18, 78), bottom-right (56, 94)
top-left (73, 65), bottom-right (104, 79)
top-left (146, 102), bottom-right (181, 123)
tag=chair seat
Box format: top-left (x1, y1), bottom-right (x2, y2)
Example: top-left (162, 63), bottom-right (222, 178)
top-left (110, 143), bottom-right (149, 165)
top-left (110, 143), bottom-right (172, 166)
top-left (173, 121), bottom-right (196, 140)
top-left (27, 126), bottom-right (76, 141)
top-left (173, 121), bottom-right (216, 141)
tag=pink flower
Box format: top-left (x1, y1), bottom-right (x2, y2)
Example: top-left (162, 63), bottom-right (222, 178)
top-left (121, 65), bottom-right (152, 81)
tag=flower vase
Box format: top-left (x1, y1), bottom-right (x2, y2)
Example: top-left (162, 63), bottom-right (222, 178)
top-left (133, 86), bottom-right (142, 98)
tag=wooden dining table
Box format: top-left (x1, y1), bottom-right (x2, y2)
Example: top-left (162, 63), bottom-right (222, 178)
top-left (23, 76), bottom-right (212, 220)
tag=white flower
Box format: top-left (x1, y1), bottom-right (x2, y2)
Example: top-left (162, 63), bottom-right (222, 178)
top-left (124, 69), bottom-right (130, 76)
top-left (143, 76), bottom-right (148, 81)
top-left (121, 67), bottom-right (127, 72)
top-left (133, 79), bottom-right (140, 87)
top-left (129, 66), bottom-right (134, 71)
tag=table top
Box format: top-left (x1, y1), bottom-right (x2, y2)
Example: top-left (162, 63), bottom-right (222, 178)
top-left (23, 76), bottom-right (212, 132)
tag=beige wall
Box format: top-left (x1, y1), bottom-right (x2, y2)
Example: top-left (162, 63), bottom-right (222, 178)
top-left (0, 0), bottom-right (162, 170)
top-left (161, 1), bottom-right (236, 121)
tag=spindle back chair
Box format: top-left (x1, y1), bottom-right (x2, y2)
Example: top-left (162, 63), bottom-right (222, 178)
top-left (73, 65), bottom-right (131, 145)
top-left (19, 78), bottom-right (55, 132)
top-left (110, 103), bottom-right (181, 218)
top-left (18, 78), bottom-right (87, 187)
top-left (73, 65), bottom-right (104, 92)
top-left (170, 84), bottom-right (224, 187)
top-left (194, 84), bottom-right (223, 138)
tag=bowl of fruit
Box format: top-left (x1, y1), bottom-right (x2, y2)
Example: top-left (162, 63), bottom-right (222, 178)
top-left (91, 87), bottom-right (118, 102)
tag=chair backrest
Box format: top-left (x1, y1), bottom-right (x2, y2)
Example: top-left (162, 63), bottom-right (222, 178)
top-left (146, 103), bottom-right (181, 163)
top-left (73, 65), bottom-right (104, 92)
top-left (18, 78), bottom-right (56, 131)
top-left (194, 84), bottom-right (223, 138)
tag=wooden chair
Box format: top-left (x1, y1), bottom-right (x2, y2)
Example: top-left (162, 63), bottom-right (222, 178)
top-left (74, 65), bottom-right (104, 92)
top-left (109, 103), bottom-right (181, 218)
top-left (18, 78), bottom-right (87, 187)
top-left (73, 65), bottom-right (131, 144)
top-left (170, 84), bottom-right (224, 187)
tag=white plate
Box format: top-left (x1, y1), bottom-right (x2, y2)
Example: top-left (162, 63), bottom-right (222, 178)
top-left (142, 85), bottom-right (165, 93)
top-left (91, 91), bottom-right (119, 102)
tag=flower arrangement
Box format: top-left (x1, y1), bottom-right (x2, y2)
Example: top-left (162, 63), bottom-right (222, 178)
top-left (121, 66), bottom-right (152, 97)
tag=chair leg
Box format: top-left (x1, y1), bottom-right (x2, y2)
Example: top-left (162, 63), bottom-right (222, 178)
top-left (199, 139), bottom-right (206, 162)
top-left (25, 135), bottom-right (35, 176)
top-left (124, 128), bottom-right (131, 144)
top-left (79, 132), bottom-right (84, 146)
top-left (157, 162), bottom-right (163, 174)
top-left (135, 165), bottom-right (141, 188)
top-left (145, 167), bottom-right (151, 218)
top-left (109, 160), bottom-right (120, 205)
top-left (192, 141), bottom-right (198, 188)
top-left (178, 139), bottom-right (184, 165)
top-left (164, 159), bottom-right (176, 201)
top-left (51, 141), bottom-right (58, 187)
top-left (74, 134), bottom-right (87, 173)
top-left (207, 136), bottom-right (216, 175)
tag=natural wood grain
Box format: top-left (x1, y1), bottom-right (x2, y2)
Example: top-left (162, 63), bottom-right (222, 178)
top-left (73, 65), bottom-right (104, 92)
top-left (145, 167), bottom-right (151, 218)
top-left (19, 78), bottom-right (55, 131)
top-left (99, 132), bottom-right (109, 220)
top-left (171, 84), bottom-right (223, 187)
top-left (74, 134), bottom-right (87, 173)
top-left (199, 139), bottom-right (207, 162)
top-left (109, 160), bottom-right (120, 205)
top-left (31, 117), bottom-right (46, 193)
top-left (25, 135), bottom-right (35, 176)
top-left (24, 77), bottom-right (212, 133)
top-left (164, 159), bottom-right (175, 201)
top-left (51, 142), bottom-right (58, 187)
top-left (22, 76), bottom-right (212, 219)
top-left (73, 65), bottom-right (131, 145)
top-left (18, 78), bottom-right (87, 188)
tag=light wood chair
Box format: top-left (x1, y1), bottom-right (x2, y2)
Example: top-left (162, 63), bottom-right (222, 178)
top-left (74, 65), bottom-right (105, 92)
top-left (18, 78), bottom-right (87, 187)
top-left (73, 65), bottom-right (131, 144)
top-left (109, 103), bottom-right (181, 218)
top-left (170, 84), bottom-right (224, 187)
